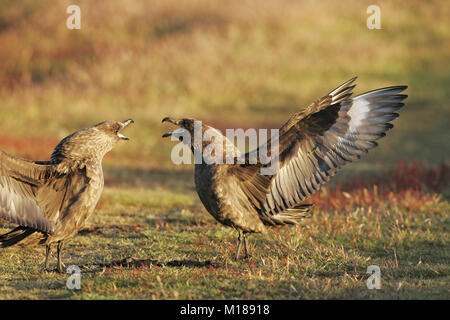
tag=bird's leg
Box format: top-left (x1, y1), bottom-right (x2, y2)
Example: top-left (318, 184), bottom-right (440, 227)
top-left (56, 241), bottom-right (65, 273)
top-left (44, 245), bottom-right (52, 271)
top-left (235, 231), bottom-right (244, 260)
top-left (243, 232), bottom-right (250, 259)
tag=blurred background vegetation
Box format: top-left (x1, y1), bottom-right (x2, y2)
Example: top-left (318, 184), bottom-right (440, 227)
top-left (0, 0), bottom-right (448, 170)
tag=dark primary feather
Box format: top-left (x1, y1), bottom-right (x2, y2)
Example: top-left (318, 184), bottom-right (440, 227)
top-left (0, 226), bottom-right (36, 247)
top-left (229, 78), bottom-right (407, 219)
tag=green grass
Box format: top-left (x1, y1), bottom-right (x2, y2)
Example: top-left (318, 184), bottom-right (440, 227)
top-left (0, 0), bottom-right (449, 299)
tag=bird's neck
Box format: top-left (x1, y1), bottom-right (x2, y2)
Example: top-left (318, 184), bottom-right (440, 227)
top-left (191, 127), bottom-right (240, 165)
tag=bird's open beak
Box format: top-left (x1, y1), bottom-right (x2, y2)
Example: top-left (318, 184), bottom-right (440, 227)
top-left (118, 119), bottom-right (134, 140)
top-left (161, 117), bottom-right (178, 124)
top-left (162, 117), bottom-right (179, 138)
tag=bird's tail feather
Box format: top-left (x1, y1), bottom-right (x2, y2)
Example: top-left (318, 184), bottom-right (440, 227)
top-left (0, 226), bottom-right (36, 247)
top-left (272, 204), bottom-right (313, 225)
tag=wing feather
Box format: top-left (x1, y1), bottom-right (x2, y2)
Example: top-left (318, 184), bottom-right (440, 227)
top-left (0, 150), bottom-right (86, 233)
top-left (229, 78), bottom-right (407, 219)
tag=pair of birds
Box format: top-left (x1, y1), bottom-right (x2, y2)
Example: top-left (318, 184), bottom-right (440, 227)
top-left (0, 78), bottom-right (407, 272)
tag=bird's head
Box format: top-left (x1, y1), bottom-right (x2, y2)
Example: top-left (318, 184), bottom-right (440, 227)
top-left (51, 119), bottom-right (134, 164)
top-left (162, 117), bottom-right (212, 152)
top-left (95, 119), bottom-right (135, 143)
top-left (90, 119), bottom-right (135, 154)
top-left (161, 117), bottom-right (238, 161)
top-left (161, 117), bottom-right (196, 143)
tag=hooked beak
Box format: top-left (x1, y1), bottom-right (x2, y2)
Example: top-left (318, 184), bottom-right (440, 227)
top-left (161, 117), bottom-right (178, 124)
top-left (118, 119), bottom-right (134, 140)
top-left (162, 117), bottom-right (180, 138)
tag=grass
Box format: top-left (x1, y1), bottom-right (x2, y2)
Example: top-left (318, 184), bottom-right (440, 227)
top-left (0, 0), bottom-right (449, 299)
top-left (0, 160), bottom-right (448, 299)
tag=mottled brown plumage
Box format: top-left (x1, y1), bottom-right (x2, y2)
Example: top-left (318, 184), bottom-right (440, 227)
top-left (0, 119), bottom-right (134, 272)
top-left (162, 78), bottom-right (407, 259)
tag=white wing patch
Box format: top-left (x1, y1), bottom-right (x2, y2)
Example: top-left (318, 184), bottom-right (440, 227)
top-left (348, 97), bottom-right (370, 129)
top-left (261, 85), bottom-right (407, 215)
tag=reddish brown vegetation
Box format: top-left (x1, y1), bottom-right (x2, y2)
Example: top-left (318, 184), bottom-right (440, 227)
top-left (310, 159), bottom-right (449, 211)
top-left (0, 136), bottom-right (59, 161)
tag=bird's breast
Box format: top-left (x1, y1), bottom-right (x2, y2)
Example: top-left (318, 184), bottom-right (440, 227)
top-left (49, 165), bottom-right (104, 243)
top-left (194, 164), bottom-right (265, 233)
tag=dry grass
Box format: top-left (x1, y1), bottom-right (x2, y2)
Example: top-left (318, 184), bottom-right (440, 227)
top-left (0, 159), bottom-right (448, 299)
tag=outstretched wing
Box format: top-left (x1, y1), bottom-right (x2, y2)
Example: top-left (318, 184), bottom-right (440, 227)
top-left (229, 78), bottom-right (407, 218)
top-left (0, 150), bottom-right (87, 233)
